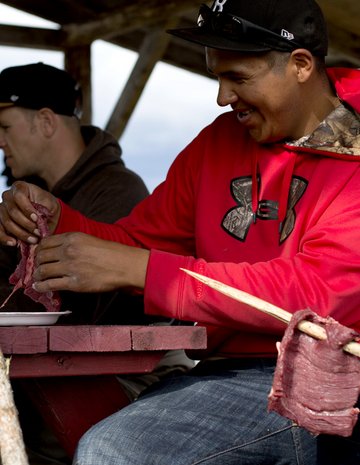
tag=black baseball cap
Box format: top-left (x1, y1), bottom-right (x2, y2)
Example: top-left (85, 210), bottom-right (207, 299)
top-left (0, 62), bottom-right (82, 117)
top-left (168, 0), bottom-right (328, 56)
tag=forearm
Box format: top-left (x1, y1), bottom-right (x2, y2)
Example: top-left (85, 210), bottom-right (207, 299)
top-left (144, 247), bottom-right (360, 334)
top-left (55, 200), bottom-right (143, 246)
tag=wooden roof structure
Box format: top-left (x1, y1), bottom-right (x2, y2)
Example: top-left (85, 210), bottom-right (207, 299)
top-left (0, 0), bottom-right (359, 139)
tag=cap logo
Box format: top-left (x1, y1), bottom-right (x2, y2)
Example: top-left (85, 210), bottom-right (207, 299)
top-left (10, 95), bottom-right (19, 102)
top-left (281, 29), bottom-right (295, 41)
top-left (212, 0), bottom-right (228, 13)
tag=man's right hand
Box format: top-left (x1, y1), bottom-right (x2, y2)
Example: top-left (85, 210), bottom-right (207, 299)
top-left (0, 181), bottom-right (61, 246)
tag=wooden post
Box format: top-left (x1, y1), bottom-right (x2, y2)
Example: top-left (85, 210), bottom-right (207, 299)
top-left (65, 44), bottom-right (92, 125)
top-left (0, 350), bottom-right (28, 465)
top-left (106, 19), bottom-right (178, 139)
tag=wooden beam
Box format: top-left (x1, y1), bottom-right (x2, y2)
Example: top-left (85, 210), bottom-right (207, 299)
top-left (317, 0), bottom-right (360, 64)
top-left (64, 45), bottom-right (92, 124)
top-left (326, 23), bottom-right (360, 66)
top-left (106, 21), bottom-right (177, 139)
top-left (62, 0), bottom-right (198, 47)
top-left (317, 0), bottom-right (360, 35)
top-left (0, 24), bottom-right (64, 51)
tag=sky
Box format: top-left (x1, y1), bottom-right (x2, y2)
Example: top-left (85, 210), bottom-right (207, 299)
top-left (0, 3), bottom-right (224, 193)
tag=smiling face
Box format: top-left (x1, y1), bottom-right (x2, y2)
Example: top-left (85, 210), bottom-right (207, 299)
top-left (206, 48), bottom-right (310, 143)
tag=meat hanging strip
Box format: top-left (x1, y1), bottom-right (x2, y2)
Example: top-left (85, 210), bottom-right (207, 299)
top-left (268, 309), bottom-right (360, 437)
top-left (181, 269), bottom-right (360, 437)
top-left (0, 203), bottom-right (61, 312)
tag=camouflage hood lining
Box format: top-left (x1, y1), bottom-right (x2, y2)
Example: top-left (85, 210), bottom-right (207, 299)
top-left (287, 103), bottom-right (360, 157)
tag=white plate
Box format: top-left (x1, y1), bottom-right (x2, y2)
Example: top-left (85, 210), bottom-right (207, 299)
top-left (0, 311), bottom-right (72, 326)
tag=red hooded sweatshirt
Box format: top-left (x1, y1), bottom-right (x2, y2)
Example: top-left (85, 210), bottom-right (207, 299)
top-left (56, 68), bottom-right (360, 359)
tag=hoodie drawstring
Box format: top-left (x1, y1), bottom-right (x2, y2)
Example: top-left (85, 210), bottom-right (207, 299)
top-left (278, 152), bottom-right (297, 230)
top-left (250, 149), bottom-right (297, 232)
top-left (251, 149), bottom-right (258, 223)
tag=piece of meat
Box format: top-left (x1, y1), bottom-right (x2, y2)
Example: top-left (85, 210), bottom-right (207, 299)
top-left (268, 309), bottom-right (360, 437)
top-left (0, 203), bottom-right (61, 312)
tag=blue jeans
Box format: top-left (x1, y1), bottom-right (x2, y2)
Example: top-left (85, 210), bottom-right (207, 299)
top-left (73, 358), bottom-right (360, 465)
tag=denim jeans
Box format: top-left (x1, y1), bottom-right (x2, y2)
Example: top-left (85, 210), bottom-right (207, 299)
top-left (73, 358), bottom-right (360, 465)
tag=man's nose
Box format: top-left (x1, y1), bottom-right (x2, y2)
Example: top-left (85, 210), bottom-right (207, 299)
top-left (217, 82), bottom-right (238, 107)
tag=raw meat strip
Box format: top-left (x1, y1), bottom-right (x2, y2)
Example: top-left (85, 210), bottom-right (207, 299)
top-left (268, 309), bottom-right (360, 437)
top-left (0, 203), bottom-right (61, 312)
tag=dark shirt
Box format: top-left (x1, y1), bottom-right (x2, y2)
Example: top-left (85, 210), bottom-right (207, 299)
top-left (0, 125), bottom-right (155, 325)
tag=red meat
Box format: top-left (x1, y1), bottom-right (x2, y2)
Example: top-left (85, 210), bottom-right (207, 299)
top-left (268, 309), bottom-right (360, 437)
top-left (0, 203), bottom-right (61, 312)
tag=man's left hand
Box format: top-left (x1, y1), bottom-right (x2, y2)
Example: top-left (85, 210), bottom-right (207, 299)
top-left (33, 232), bottom-right (149, 293)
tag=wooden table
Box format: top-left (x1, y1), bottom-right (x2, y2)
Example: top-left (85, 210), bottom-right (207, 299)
top-left (0, 324), bottom-right (207, 457)
top-left (0, 324), bottom-right (206, 377)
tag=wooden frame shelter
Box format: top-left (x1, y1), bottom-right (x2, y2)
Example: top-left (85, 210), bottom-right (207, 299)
top-left (0, 0), bottom-right (358, 139)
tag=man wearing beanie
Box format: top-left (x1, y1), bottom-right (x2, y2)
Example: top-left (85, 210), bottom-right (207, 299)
top-left (0, 63), bottom-right (192, 465)
top-left (0, 62), bottom-right (149, 321)
top-left (1, 1), bottom-right (360, 464)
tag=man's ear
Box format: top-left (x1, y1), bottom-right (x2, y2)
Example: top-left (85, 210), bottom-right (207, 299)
top-left (37, 108), bottom-right (57, 137)
top-left (290, 49), bottom-right (314, 83)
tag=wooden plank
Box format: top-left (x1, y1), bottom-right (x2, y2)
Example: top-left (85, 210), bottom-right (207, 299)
top-left (106, 20), bottom-right (177, 139)
top-left (62, 0), bottom-right (200, 47)
top-left (8, 352), bottom-right (164, 378)
top-left (326, 24), bottom-right (360, 66)
top-left (0, 327), bottom-right (48, 354)
top-left (318, 0), bottom-right (360, 34)
top-left (0, 324), bottom-right (206, 354)
top-left (0, 24), bottom-right (64, 50)
top-left (48, 326), bottom-right (132, 352)
top-left (0, 0), bottom-right (97, 24)
top-left (65, 44), bottom-right (92, 125)
top-left (131, 325), bottom-right (207, 351)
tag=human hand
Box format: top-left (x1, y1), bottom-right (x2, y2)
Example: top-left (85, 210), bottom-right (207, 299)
top-left (0, 181), bottom-right (60, 246)
top-left (33, 232), bottom-right (150, 293)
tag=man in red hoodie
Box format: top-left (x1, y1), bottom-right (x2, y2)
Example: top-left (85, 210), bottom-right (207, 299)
top-left (1, 0), bottom-right (360, 463)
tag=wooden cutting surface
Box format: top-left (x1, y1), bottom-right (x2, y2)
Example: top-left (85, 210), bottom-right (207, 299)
top-left (0, 325), bottom-right (207, 377)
